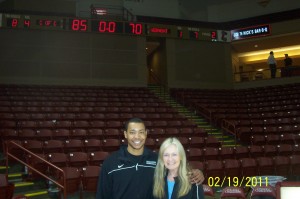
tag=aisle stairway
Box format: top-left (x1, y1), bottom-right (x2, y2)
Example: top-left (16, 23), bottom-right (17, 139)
top-left (0, 161), bottom-right (49, 199)
top-left (147, 85), bottom-right (237, 147)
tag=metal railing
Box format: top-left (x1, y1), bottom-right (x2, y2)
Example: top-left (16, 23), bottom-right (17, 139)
top-left (5, 141), bottom-right (67, 199)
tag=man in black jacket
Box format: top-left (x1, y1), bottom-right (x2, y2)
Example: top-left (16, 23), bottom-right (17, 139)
top-left (96, 118), bottom-right (204, 199)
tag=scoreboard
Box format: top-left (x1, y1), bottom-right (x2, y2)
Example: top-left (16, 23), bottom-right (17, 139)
top-left (0, 13), bottom-right (272, 42)
top-left (0, 13), bottom-right (218, 41)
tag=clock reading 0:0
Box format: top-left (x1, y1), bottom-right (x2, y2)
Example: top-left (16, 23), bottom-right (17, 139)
top-left (91, 20), bottom-right (123, 33)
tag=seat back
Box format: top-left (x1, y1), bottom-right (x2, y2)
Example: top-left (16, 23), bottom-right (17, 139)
top-left (220, 186), bottom-right (246, 198)
top-left (250, 185), bottom-right (276, 198)
top-left (82, 166), bottom-right (101, 192)
top-left (203, 184), bottom-right (215, 197)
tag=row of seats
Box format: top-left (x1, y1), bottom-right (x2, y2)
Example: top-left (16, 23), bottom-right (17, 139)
top-left (0, 127), bottom-right (208, 141)
top-left (26, 152), bottom-right (108, 172)
top-left (0, 119), bottom-right (198, 129)
top-left (35, 166), bottom-right (277, 199)
top-left (170, 83), bottom-right (300, 99)
top-left (0, 103), bottom-right (176, 112)
top-left (0, 100), bottom-right (171, 108)
top-left (5, 136), bottom-right (220, 155)
top-left (203, 185), bottom-right (276, 199)
top-left (28, 165), bottom-right (101, 196)
top-left (0, 112), bottom-right (185, 121)
top-left (7, 140), bottom-right (298, 164)
top-left (196, 104), bottom-right (300, 125)
top-left (235, 125), bottom-right (300, 144)
top-left (0, 85), bottom-right (150, 93)
top-left (26, 152), bottom-right (300, 183)
top-left (0, 92), bottom-right (160, 101)
top-left (250, 133), bottom-right (300, 145)
top-left (188, 144), bottom-right (300, 162)
top-left (190, 155), bottom-right (300, 184)
top-left (188, 99), bottom-right (300, 108)
top-left (221, 115), bottom-right (300, 130)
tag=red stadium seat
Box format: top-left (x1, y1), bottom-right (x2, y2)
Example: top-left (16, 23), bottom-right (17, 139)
top-left (203, 147), bottom-right (219, 160)
top-left (250, 185), bottom-right (276, 199)
top-left (273, 156), bottom-right (290, 177)
top-left (256, 157), bottom-right (275, 176)
top-left (187, 148), bottom-right (204, 162)
top-left (220, 186), bottom-right (246, 199)
top-left (240, 158), bottom-right (258, 177)
top-left (223, 159), bottom-right (241, 179)
top-left (84, 139), bottom-right (102, 152)
top-left (64, 139), bottom-right (84, 153)
top-left (44, 140), bottom-right (64, 154)
top-left (89, 151), bottom-right (110, 166)
top-left (81, 166), bottom-right (101, 193)
top-left (68, 152), bottom-right (89, 168)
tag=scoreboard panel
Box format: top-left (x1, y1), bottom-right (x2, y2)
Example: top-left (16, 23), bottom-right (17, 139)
top-left (0, 13), bottom-right (219, 41)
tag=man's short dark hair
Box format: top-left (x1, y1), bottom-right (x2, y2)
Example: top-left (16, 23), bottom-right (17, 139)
top-left (124, 118), bottom-right (145, 131)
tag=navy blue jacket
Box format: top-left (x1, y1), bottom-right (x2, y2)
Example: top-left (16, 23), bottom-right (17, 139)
top-left (96, 145), bottom-right (158, 199)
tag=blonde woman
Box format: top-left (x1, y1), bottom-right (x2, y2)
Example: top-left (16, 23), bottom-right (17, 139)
top-left (153, 137), bottom-right (204, 199)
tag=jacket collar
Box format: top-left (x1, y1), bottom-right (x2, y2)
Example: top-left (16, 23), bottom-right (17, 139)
top-left (118, 144), bottom-right (152, 162)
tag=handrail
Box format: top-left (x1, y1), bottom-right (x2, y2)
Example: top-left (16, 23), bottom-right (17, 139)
top-left (149, 69), bottom-right (166, 97)
top-left (234, 66), bottom-right (300, 82)
top-left (5, 140), bottom-right (67, 199)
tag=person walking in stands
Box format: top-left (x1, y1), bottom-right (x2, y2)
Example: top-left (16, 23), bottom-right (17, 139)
top-left (96, 118), bottom-right (204, 199)
top-left (153, 137), bottom-right (204, 199)
top-left (267, 51), bottom-right (277, 78)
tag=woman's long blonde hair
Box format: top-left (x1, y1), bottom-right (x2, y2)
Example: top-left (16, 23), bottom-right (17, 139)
top-left (153, 137), bottom-right (191, 199)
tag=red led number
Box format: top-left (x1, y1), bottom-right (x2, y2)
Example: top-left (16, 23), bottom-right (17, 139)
top-left (178, 31), bottom-right (183, 38)
top-left (98, 21), bottom-right (116, 33)
top-left (72, 19), bottom-right (87, 31)
top-left (24, 20), bottom-right (30, 28)
top-left (211, 31), bottom-right (217, 39)
top-left (129, 23), bottom-right (142, 35)
top-left (194, 32), bottom-right (199, 39)
top-left (11, 18), bottom-right (18, 27)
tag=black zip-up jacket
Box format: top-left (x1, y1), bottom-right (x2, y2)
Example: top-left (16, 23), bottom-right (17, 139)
top-left (96, 145), bottom-right (158, 199)
top-left (154, 176), bottom-right (204, 199)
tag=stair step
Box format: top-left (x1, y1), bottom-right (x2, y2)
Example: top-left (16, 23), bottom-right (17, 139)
top-left (15, 181), bottom-right (35, 187)
top-left (148, 85), bottom-right (238, 147)
top-left (8, 172), bottom-right (23, 177)
top-left (24, 190), bottom-right (48, 198)
top-left (0, 166), bottom-right (8, 173)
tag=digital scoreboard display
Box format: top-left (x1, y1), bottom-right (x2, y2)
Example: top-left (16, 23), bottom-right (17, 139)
top-left (0, 13), bottom-right (219, 41)
top-left (231, 24), bottom-right (271, 41)
top-left (1, 13), bottom-right (273, 43)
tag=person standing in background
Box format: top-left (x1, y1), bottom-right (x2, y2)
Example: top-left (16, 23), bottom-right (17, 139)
top-left (284, 54), bottom-right (293, 77)
top-left (284, 54), bottom-right (293, 67)
top-left (267, 51), bottom-right (277, 78)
